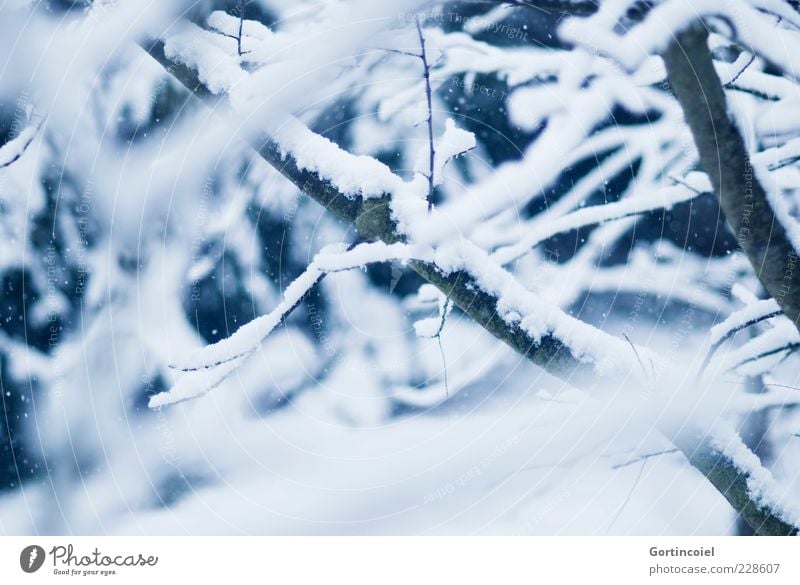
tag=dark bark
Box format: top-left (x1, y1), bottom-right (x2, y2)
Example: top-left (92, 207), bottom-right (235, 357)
top-left (662, 25), bottom-right (800, 332)
top-left (736, 375), bottom-right (773, 535)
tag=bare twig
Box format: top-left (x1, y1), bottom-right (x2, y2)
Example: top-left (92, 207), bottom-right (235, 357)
top-left (415, 16), bottom-right (436, 212)
top-left (236, 0), bottom-right (245, 56)
top-left (376, 47), bottom-right (422, 59)
top-left (698, 310), bottom-right (782, 376)
top-left (667, 174), bottom-right (706, 195)
top-left (381, 18), bottom-right (437, 210)
top-left (763, 382), bottom-right (800, 392)
top-left (728, 342), bottom-right (800, 372)
top-left (768, 154), bottom-right (800, 171)
top-left (434, 298), bottom-right (452, 397)
top-left (723, 53), bottom-right (756, 88)
top-left (611, 449), bottom-right (680, 470)
top-left (622, 333), bottom-right (650, 383)
top-left (606, 458), bottom-right (648, 533)
top-left (217, 1), bottom-right (252, 56)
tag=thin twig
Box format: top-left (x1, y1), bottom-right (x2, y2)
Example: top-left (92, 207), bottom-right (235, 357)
top-left (728, 342), bottom-right (800, 372)
top-left (768, 155), bottom-right (800, 171)
top-left (724, 84), bottom-right (779, 101)
top-left (763, 382), bottom-right (800, 392)
top-left (611, 449), bottom-right (679, 469)
top-left (667, 173), bottom-right (707, 195)
top-left (723, 53), bottom-right (756, 88)
top-left (376, 47), bottom-right (422, 58)
top-left (622, 333), bottom-right (649, 382)
top-left (606, 458), bottom-right (648, 533)
top-left (698, 310), bottom-right (783, 376)
top-left (172, 240), bottom-right (363, 372)
top-left (434, 298), bottom-right (452, 397)
top-left (236, 0), bottom-right (245, 56)
top-left (416, 15), bottom-right (436, 212)
top-left (0, 118), bottom-right (44, 170)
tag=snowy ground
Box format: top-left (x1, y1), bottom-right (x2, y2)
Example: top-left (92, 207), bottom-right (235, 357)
top-left (0, 334), bottom-right (740, 536)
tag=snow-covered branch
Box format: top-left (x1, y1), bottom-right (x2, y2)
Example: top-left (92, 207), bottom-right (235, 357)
top-left (151, 241), bottom-right (430, 407)
top-left (141, 21), bottom-right (800, 534)
top-left (0, 123), bottom-right (40, 169)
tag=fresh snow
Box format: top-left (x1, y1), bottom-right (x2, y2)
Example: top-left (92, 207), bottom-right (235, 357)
top-left (152, 243), bottom-right (431, 407)
top-left (414, 118), bottom-right (477, 187)
top-left (163, 22), bottom-right (247, 95)
top-left (0, 125), bottom-right (37, 168)
top-left (273, 118), bottom-right (406, 199)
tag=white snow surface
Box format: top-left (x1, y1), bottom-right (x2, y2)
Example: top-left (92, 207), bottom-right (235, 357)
top-left (273, 118), bottom-right (406, 199)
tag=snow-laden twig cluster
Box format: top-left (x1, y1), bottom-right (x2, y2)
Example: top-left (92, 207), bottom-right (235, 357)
top-left (152, 241), bottom-right (432, 406)
top-left (2, 0), bottom-right (800, 535)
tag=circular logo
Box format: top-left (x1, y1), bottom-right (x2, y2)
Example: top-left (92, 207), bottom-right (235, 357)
top-left (19, 545), bottom-right (46, 573)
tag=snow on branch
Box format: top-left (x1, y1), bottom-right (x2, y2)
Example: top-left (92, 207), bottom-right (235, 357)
top-left (560, 0), bottom-right (800, 75)
top-left (410, 75), bottom-right (659, 245)
top-left (0, 123), bottom-right (40, 169)
top-left (162, 21), bottom-right (247, 95)
top-left (694, 422), bottom-right (800, 532)
top-left (149, 242), bottom-right (430, 407)
top-left (426, 118), bottom-right (476, 189)
top-left (273, 117), bottom-right (406, 200)
top-left (699, 297), bottom-right (783, 375)
top-left (492, 181), bottom-right (705, 265)
top-left (727, 326), bottom-right (800, 376)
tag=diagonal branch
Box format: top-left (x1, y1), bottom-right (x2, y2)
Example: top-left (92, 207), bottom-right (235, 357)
top-left (140, 37), bottom-right (798, 536)
top-left (142, 38), bottom-right (595, 382)
top-left (662, 24), bottom-right (800, 332)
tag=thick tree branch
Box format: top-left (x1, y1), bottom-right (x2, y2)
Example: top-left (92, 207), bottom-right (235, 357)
top-left (662, 25), bottom-right (800, 332)
top-left (141, 37), bottom-right (798, 536)
top-left (143, 38), bottom-right (592, 382)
